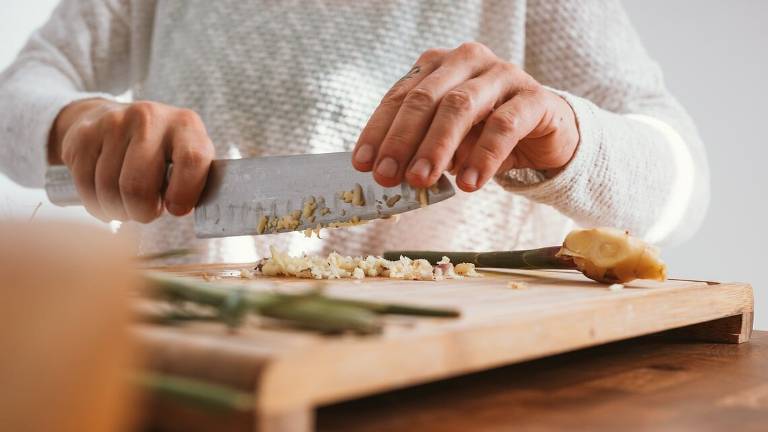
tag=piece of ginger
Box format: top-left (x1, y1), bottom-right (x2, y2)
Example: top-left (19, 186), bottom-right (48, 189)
top-left (556, 227), bottom-right (666, 284)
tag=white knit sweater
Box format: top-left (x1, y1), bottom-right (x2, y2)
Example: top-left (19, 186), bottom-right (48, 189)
top-left (0, 0), bottom-right (709, 263)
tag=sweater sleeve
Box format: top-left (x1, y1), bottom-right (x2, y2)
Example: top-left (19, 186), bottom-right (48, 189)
top-left (0, 0), bottom-right (154, 188)
top-left (495, 0), bottom-right (710, 245)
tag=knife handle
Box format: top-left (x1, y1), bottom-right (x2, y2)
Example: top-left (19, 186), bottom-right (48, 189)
top-left (45, 164), bottom-right (173, 207)
top-left (382, 247), bottom-right (571, 269)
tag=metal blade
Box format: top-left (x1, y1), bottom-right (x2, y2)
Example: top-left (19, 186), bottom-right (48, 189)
top-left (193, 152), bottom-right (455, 238)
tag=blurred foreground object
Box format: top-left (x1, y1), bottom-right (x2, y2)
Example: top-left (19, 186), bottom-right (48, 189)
top-left (0, 222), bottom-right (139, 432)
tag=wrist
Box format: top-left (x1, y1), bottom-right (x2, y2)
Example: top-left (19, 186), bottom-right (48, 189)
top-left (48, 98), bottom-right (115, 165)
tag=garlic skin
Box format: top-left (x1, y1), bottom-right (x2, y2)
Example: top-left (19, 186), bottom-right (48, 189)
top-left (556, 227), bottom-right (667, 284)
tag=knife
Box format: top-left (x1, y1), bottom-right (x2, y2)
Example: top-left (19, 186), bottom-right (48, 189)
top-left (45, 151), bottom-right (456, 238)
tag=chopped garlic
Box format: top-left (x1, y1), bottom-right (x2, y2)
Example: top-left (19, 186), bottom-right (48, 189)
top-left (301, 196), bottom-right (317, 219)
top-left (455, 262), bottom-right (481, 277)
top-left (256, 215), bottom-right (269, 234)
top-left (256, 247), bottom-right (478, 281)
top-left (340, 183), bottom-right (366, 207)
top-left (417, 188), bottom-right (429, 207)
top-left (239, 268), bottom-right (255, 279)
top-left (609, 283), bottom-right (625, 292)
top-left (352, 183), bottom-right (365, 206)
top-left (268, 210), bottom-right (302, 231)
top-left (352, 267), bottom-right (365, 279)
top-left (507, 280), bottom-right (528, 290)
top-left (326, 217), bottom-right (366, 228)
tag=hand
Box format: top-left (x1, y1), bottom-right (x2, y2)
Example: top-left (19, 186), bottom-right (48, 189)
top-left (48, 99), bottom-right (214, 222)
top-left (352, 42), bottom-right (579, 192)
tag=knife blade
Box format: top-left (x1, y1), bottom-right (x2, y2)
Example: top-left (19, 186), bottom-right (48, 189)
top-left (45, 152), bottom-right (456, 238)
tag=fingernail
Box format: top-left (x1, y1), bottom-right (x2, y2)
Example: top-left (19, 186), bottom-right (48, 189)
top-left (459, 167), bottom-right (479, 188)
top-left (167, 202), bottom-right (190, 216)
top-left (376, 157), bottom-right (399, 178)
top-left (409, 158), bottom-right (432, 179)
top-left (354, 144), bottom-right (374, 164)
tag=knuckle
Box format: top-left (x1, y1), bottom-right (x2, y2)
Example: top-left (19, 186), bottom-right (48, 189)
top-left (488, 111), bottom-right (521, 136)
top-left (525, 81), bottom-right (544, 95)
top-left (403, 87), bottom-right (436, 112)
top-left (127, 101), bottom-right (157, 121)
top-left (381, 87), bottom-right (408, 107)
top-left (457, 41), bottom-right (490, 58)
top-left (476, 141), bottom-right (505, 162)
top-left (418, 48), bottom-right (444, 63)
top-left (174, 109), bottom-right (204, 128)
top-left (431, 139), bottom-right (455, 155)
top-left (495, 62), bottom-right (519, 76)
top-left (100, 110), bottom-right (125, 129)
top-left (125, 102), bottom-right (158, 137)
top-left (176, 146), bottom-right (213, 169)
top-left (442, 89), bottom-right (474, 114)
top-left (382, 132), bottom-right (411, 152)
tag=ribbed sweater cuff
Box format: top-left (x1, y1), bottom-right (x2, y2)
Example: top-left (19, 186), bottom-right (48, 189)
top-left (0, 75), bottom-right (114, 187)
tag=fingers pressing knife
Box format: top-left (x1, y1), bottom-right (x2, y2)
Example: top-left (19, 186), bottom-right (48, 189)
top-left (353, 41), bottom-right (579, 192)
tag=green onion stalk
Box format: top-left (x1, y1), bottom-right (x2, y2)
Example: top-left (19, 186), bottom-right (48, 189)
top-left (143, 273), bottom-right (459, 335)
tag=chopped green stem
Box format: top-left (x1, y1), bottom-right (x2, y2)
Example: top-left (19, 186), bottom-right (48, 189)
top-left (143, 272), bottom-right (456, 334)
top-left (260, 297), bottom-right (382, 334)
top-left (137, 248), bottom-right (196, 261)
top-left (383, 246), bottom-right (576, 270)
top-left (324, 297), bottom-right (460, 317)
top-left (138, 372), bottom-right (253, 412)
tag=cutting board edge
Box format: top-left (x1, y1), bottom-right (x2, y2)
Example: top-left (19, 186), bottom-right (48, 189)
top-left (254, 281), bottom-right (753, 413)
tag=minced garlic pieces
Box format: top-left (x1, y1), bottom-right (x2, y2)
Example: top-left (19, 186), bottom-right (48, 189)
top-left (340, 183), bottom-right (366, 206)
top-left (257, 247), bottom-right (481, 281)
top-left (275, 210), bottom-right (302, 230)
top-left (417, 188), bottom-right (429, 207)
top-left (326, 216), bottom-right (365, 228)
top-left (454, 262), bottom-right (480, 277)
top-left (302, 196), bottom-right (317, 219)
top-left (352, 267), bottom-right (365, 280)
top-left (507, 280), bottom-right (529, 290)
top-left (256, 215), bottom-right (269, 234)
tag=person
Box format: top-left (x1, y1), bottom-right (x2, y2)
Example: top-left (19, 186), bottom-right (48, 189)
top-left (0, 0), bottom-right (708, 263)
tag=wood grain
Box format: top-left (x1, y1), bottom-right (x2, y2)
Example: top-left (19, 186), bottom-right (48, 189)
top-left (317, 331), bottom-right (768, 432)
top-left (139, 264), bottom-right (754, 432)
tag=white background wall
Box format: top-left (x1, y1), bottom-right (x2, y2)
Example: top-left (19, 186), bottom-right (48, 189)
top-left (1, 0), bottom-right (765, 328)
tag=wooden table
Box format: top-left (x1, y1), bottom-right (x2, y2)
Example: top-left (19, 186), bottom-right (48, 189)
top-left (316, 330), bottom-right (768, 432)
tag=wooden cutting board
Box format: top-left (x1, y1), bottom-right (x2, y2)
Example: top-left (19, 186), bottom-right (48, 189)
top-left (139, 263), bottom-right (754, 432)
